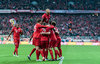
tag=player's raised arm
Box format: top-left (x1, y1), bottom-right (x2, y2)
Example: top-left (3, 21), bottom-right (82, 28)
top-left (7, 27), bottom-right (14, 40)
top-left (37, 19), bottom-right (47, 28)
top-left (40, 32), bottom-right (50, 35)
top-left (29, 33), bottom-right (34, 43)
top-left (7, 31), bottom-right (13, 40)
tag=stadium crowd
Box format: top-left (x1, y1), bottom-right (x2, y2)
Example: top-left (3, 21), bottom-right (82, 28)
top-left (0, 14), bottom-right (99, 38)
top-left (0, 0), bottom-right (98, 10)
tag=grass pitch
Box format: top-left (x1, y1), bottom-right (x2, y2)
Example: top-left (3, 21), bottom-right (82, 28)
top-left (0, 44), bottom-right (100, 64)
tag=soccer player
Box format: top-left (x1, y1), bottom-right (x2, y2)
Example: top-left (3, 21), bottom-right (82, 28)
top-left (52, 21), bottom-right (64, 60)
top-left (49, 21), bottom-right (62, 60)
top-left (27, 32), bottom-right (36, 60)
top-left (7, 24), bottom-right (23, 57)
top-left (53, 22), bottom-right (62, 56)
top-left (33, 19), bottom-right (47, 61)
top-left (40, 23), bottom-right (50, 60)
top-left (42, 9), bottom-right (50, 24)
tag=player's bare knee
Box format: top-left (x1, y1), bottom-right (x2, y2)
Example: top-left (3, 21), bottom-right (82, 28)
top-left (35, 46), bottom-right (39, 50)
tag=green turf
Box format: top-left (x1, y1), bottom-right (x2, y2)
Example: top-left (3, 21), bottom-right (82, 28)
top-left (0, 44), bottom-right (100, 64)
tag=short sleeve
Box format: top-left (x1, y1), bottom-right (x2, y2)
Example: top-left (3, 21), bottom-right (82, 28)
top-left (42, 14), bottom-right (45, 19)
top-left (37, 24), bottom-right (46, 28)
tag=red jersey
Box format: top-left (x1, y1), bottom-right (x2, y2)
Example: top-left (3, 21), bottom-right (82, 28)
top-left (54, 27), bottom-right (61, 39)
top-left (40, 28), bottom-right (49, 41)
top-left (11, 27), bottom-right (22, 39)
top-left (42, 13), bottom-right (50, 23)
top-left (48, 25), bottom-right (57, 41)
top-left (33, 23), bottom-right (46, 38)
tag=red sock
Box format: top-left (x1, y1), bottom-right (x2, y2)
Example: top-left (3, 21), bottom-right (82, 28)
top-left (43, 49), bottom-right (45, 57)
top-left (15, 47), bottom-right (18, 55)
top-left (55, 50), bottom-right (58, 60)
top-left (40, 50), bottom-right (44, 57)
top-left (57, 50), bottom-right (61, 57)
top-left (29, 48), bottom-right (36, 56)
top-left (55, 50), bottom-right (61, 60)
top-left (13, 47), bottom-right (16, 54)
top-left (36, 50), bottom-right (39, 60)
top-left (59, 48), bottom-right (62, 56)
top-left (49, 50), bottom-right (54, 60)
top-left (45, 50), bottom-right (48, 59)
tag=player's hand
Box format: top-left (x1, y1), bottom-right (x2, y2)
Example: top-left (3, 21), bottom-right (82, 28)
top-left (6, 37), bottom-right (9, 41)
top-left (28, 40), bottom-right (31, 43)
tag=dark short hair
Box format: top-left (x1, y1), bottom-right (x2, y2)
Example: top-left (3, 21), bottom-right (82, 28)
top-left (49, 21), bottom-right (52, 25)
top-left (42, 22), bottom-right (48, 25)
top-left (51, 21), bottom-right (56, 26)
top-left (37, 19), bottom-right (41, 23)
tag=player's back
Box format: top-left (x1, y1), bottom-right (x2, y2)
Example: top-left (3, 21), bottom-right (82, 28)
top-left (40, 28), bottom-right (49, 41)
top-left (54, 27), bottom-right (61, 39)
top-left (49, 25), bottom-right (57, 41)
top-left (33, 23), bottom-right (44, 38)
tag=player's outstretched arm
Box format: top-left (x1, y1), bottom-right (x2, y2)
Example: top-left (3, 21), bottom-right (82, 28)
top-left (29, 34), bottom-right (33, 43)
top-left (7, 31), bottom-right (13, 40)
top-left (40, 32), bottom-right (50, 35)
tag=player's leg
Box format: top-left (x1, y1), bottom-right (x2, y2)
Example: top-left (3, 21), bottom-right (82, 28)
top-left (14, 42), bottom-right (19, 57)
top-left (57, 38), bottom-right (62, 56)
top-left (53, 47), bottom-right (61, 60)
top-left (35, 46), bottom-right (41, 61)
top-left (28, 39), bottom-right (36, 60)
top-left (58, 47), bottom-right (62, 56)
top-left (13, 39), bottom-right (16, 56)
top-left (13, 39), bottom-right (19, 56)
top-left (29, 48), bottom-right (36, 57)
top-left (40, 41), bottom-right (45, 61)
top-left (45, 42), bottom-right (49, 59)
top-left (16, 42), bottom-right (19, 57)
top-left (56, 40), bottom-right (64, 60)
top-left (48, 41), bottom-right (54, 60)
top-left (34, 38), bottom-right (42, 61)
top-left (48, 48), bottom-right (54, 60)
top-left (29, 40), bottom-right (36, 57)
top-left (27, 47), bottom-right (36, 60)
top-left (13, 45), bottom-right (16, 56)
top-left (53, 40), bottom-right (61, 60)
top-left (45, 48), bottom-right (48, 59)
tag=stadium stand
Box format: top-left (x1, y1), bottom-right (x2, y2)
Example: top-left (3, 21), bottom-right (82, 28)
top-left (0, 0), bottom-right (98, 10)
top-left (0, 14), bottom-right (99, 38)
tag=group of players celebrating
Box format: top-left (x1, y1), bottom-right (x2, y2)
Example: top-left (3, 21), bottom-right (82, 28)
top-left (7, 9), bottom-right (64, 61)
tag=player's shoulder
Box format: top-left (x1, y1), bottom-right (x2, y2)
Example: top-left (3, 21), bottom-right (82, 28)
top-left (18, 27), bottom-right (21, 29)
top-left (12, 26), bottom-right (16, 29)
top-left (35, 23), bottom-right (41, 27)
top-left (43, 13), bottom-right (46, 15)
top-left (42, 13), bottom-right (46, 17)
top-left (36, 23), bottom-right (41, 25)
top-left (50, 25), bottom-right (54, 27)
top-left (55, 27), bottom-right (58, 29)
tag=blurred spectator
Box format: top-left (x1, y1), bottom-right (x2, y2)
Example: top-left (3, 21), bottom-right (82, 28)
top-left (0, 0), bottom-right (98, 10)
top-left (0, 13), bottom-right (99, 38)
